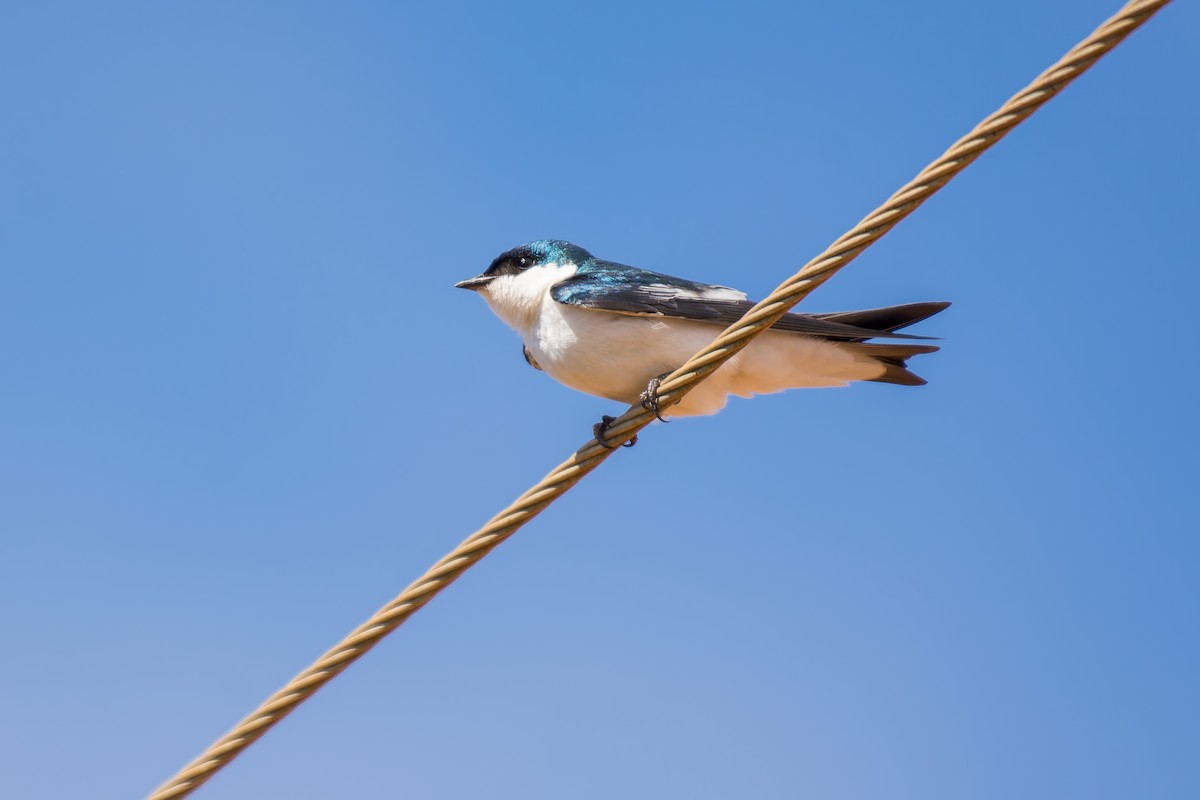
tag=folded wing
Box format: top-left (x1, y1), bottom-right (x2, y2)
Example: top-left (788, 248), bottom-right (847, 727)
top-left (551, 262), bottom-right (949, 341)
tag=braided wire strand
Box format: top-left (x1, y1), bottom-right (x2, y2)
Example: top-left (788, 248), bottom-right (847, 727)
top-left (149, 1), bottom-right (1171, 797)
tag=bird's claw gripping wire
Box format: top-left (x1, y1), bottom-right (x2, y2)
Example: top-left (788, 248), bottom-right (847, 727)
top-left (640, 373), bottom-right (672, 422)
top-left (593, 415), bottom-right (637, 449)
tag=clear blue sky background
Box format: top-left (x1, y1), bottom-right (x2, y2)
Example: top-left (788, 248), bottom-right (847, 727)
top-left (2, 2), bottom-right (1196, 798)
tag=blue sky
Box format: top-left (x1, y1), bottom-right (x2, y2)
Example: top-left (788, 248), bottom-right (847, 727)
top-left (1, 2), bottom-right (1197, 798)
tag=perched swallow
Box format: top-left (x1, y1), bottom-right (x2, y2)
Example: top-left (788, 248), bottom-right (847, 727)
top-left (457, 240), bottom-right (948, 445)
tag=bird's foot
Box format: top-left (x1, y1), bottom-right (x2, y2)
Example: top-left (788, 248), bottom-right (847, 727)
top-left (640, 373), bottom-right (672, 422)
top-left (593, 415), bottom-right (637, 449)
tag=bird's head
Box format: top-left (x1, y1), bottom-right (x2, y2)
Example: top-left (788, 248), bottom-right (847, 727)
top-left (455, 240), bottom-right (593, 292)
top-left (456, 240), bottom-right (595, 331)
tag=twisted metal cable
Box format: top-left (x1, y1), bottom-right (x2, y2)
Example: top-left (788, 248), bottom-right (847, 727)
top-left (149, 1), bottom-right (1171, 797)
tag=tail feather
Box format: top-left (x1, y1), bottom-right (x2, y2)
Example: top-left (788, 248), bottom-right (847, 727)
top-left (813, 302), bottom-right (950, 338)
top-left (840, 342), bottom-right (942, 386)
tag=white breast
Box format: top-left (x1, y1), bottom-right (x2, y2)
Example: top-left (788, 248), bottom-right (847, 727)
top-left (479, 261), bottom-right (579, 335)
top-left (530, 304), bottom-right (703, 403)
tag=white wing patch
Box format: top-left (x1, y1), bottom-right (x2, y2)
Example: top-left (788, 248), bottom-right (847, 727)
top-left (668, 283), bottom-right (747, 302)
top-left (636, 282), bottom-right (748, 310)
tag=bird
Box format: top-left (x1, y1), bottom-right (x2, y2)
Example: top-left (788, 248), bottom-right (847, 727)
top-left (456, 240), bottom-right (949, 446)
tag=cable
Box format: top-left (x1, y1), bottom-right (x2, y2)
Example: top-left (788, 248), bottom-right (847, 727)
top-left (148, 2), bottom-right (1172, 796)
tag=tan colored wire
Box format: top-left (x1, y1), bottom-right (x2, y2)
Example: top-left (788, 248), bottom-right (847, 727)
top-left (148, 1), bottom-right (1172, 797)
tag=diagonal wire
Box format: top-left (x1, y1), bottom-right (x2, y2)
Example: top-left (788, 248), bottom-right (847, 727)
top-left (148, 1), bottom-right (1172, 797)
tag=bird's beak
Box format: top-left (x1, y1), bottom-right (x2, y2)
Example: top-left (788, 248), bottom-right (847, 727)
top-left (455, 275), bottom-right (495, 291)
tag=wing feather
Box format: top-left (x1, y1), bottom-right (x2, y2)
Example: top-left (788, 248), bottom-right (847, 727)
top-left (550, 263), bottom-right (939, 341)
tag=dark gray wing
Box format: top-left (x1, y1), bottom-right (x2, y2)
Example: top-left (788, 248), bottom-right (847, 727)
top-left (551, 262), bottom-right (941, 341)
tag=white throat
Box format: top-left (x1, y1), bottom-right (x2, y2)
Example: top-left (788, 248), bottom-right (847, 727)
top-left (480, 261), bottom-right (578, 334)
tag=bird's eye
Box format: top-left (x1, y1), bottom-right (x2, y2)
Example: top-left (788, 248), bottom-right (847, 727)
top-left (491, 250), bottom-right (538, 276)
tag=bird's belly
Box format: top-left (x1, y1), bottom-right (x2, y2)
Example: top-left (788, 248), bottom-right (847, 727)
top-left (528, 308), bottom-right (707, 404)
top-left (526, 304), bottom-right (885, 417)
